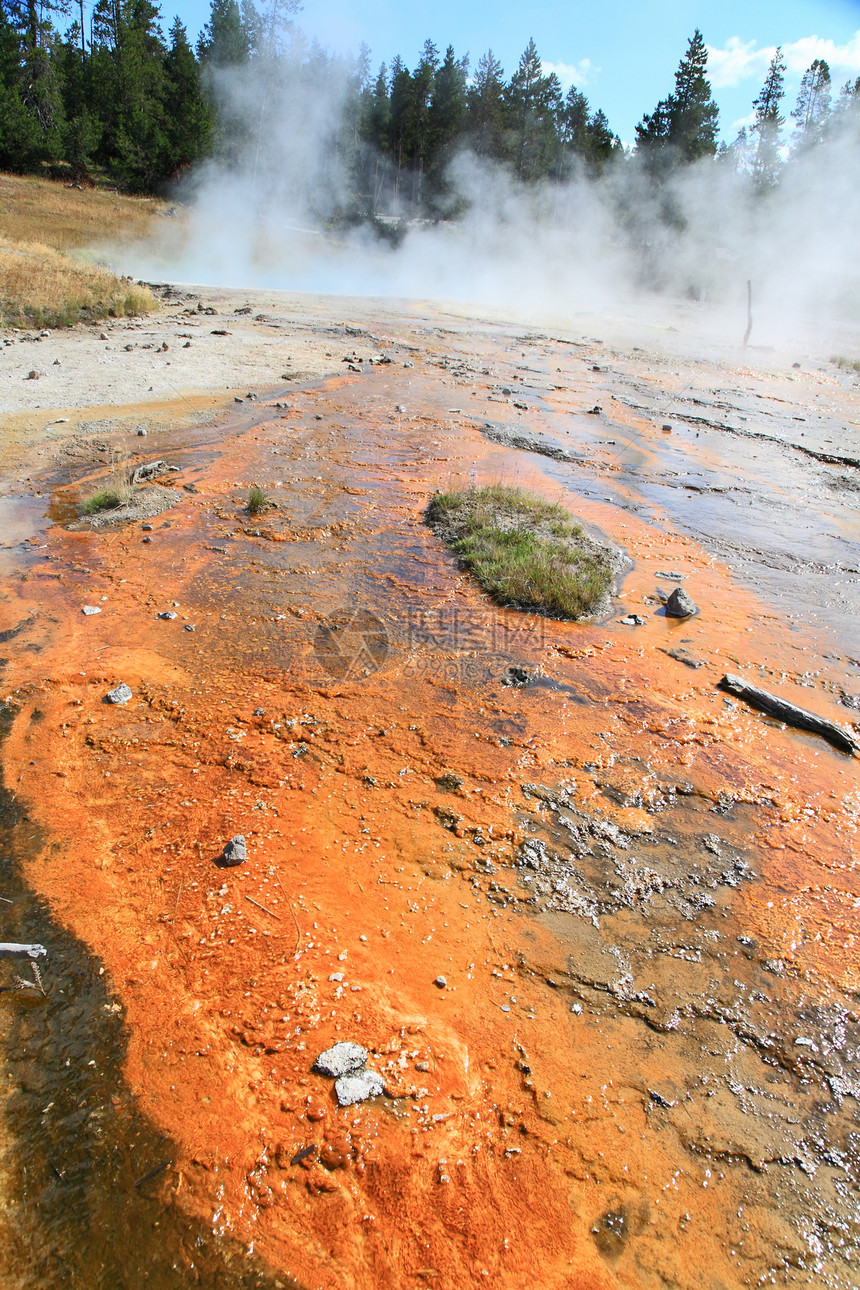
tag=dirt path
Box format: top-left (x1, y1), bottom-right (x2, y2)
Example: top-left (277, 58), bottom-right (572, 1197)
top-left (0, 293), bottom-right (858, 1289)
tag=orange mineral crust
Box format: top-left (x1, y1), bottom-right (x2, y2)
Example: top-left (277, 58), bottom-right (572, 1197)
top-left (1, 316), bottom-right (858, 1289)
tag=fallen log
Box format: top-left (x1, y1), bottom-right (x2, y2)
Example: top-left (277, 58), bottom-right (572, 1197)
top-left (0, 943), bottom-right (47, 959)
top-left (719, 674), bottom-right (859, 755)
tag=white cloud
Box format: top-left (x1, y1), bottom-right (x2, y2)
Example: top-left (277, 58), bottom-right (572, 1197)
top-left (707, 31), bottom-right (860, 88)
top-left (541, 58), bottom-right (599, 91)
top-left (707, 37), bottom-right (771, 88)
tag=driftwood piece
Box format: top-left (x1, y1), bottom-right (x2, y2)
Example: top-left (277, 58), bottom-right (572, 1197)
top-left (0, 942), bottom-right (47, 959)
top-left (720, 673), bottom-right (859, 755)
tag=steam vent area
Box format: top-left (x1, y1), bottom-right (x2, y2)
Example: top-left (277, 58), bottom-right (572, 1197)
top-left (1, 286), bottom-right (859, 1290)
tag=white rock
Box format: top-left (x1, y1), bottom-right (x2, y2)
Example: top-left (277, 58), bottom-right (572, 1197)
top-left (335, 1069), bottom-right (384, 1106)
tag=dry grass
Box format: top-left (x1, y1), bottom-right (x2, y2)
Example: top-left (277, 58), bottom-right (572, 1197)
top-left (0, 172), bottom-right (167, 251)
top-left (0, 235), bottom-right (155, 328)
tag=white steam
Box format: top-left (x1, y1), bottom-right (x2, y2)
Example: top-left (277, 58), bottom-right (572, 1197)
top-left (124, 47), bottom-right (860, 351)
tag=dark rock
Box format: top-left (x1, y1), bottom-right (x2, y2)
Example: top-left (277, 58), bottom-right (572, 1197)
top-left (137, 428), bottom-right (147, 436)
top-left (665, 587), bottom-right (698, 617)
top-left (314, 1041), bottom-right (368, 1078)
top-left (435, 772), bottom-right (463, 792)
top-left (222, 834), bottom-right (247, 867)
top-left (157, 611), bottom-right (177, 620)
top-left (434, 975), bottom-right (447, 989)
top-left (502, 665), bottom-right (530, 686)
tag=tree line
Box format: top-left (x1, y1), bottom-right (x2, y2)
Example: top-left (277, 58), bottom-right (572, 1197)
top-left (1, 2), bottom-right (858, 209)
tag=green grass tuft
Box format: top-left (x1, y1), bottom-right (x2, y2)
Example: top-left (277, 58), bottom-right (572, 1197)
top-left (426, 485), bottom-right (614, 620)
top-left (832, 355), bottom-right (860, 375)
top-left (247, 484), bottom-right (269, 515)
top-left (80, 486), bottom-right (129, 515)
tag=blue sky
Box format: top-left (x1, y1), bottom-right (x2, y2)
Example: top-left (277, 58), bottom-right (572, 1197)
top-left (166, 0), bottom-right (860, 142)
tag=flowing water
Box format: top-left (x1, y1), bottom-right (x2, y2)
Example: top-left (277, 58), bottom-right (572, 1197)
top-left (0, 305), bottom-right (858, 1289)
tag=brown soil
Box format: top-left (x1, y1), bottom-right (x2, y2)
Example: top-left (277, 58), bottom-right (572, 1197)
top-left (0, 294), bottom-right (858, 1290)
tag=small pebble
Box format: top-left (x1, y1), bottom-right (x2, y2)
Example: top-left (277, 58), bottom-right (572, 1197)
top-left (137, 428), bottom-right (147, 436)
top-left (184, 624), bottom-right (196, 632)
top-left (434, 976), bottom-right (447, 989)
top-left (82, 605), bottom-right (101, 616)
top-left (395, 404), bottom-right (406, 413)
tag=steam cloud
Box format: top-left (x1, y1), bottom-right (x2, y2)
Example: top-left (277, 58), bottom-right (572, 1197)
top-left (124, 44), bottom-right (860, 350)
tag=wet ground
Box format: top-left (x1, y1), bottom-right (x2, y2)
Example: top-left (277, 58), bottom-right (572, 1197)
top-left (0, 296), bottom-right (858, 1289)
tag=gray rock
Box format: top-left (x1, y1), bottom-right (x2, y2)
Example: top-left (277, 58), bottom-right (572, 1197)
top-left (434, 975), bottom-right (447, 989)
top-left (395, 404), bottom-right (406, 413)
top-left (665, 587), bottom-right (698, 617)
top-left (656, 570), bottom-right (686, 581)
top-left (82, 605), bottom-right (101, 616)
top-left (137, 428), bottom-right (147, 436)
top-left (157, 611), bottom-right (177, 620)
top-left (106, 683), bottom-right (132, 704)
top-left (314, 1041), bottom-right (368, 1078)
top-left (334, 1069), bottom-right (384, 1106)
top-left (131, 460), bottom-right (168, 484)
top-left (222, 834), bottom-right (247, 866)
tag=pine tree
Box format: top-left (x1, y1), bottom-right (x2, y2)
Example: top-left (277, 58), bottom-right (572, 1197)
top-left (791, 59), bottom-right (831, 146)
top-left (198, 0), bottom-right (249, 67)
top-left (59, 20), bottom-right (102, 178)
top-left (636, 29), bottom-right (718, 167)
top-left (751, 47), bottom-right (786, 188)
top-left (426, 43), bottom-right (468, 193)
top-left (504, 38), bottom-right (561, 181)
top-left (466, 49), bottom-right (505, 158)
top-left (162, 17), bottom-right (211, 172)
top-left (0, 0), bottom-right (66, 167)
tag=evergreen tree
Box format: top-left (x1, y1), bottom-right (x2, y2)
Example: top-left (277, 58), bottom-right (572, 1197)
top-left (636, 29), bottom-right (718, 167)
top-left (466, 49), bottom-right (505, 158)
top-left (558, 86), bottom-right (620, 173)
top-left (791, 58), bottom-right (831, 146)
top-left (163, 16), bottom-right (211, 172)
top-left (0, 0), bottom-right (66, 167)
top-left (504, 38), bottom-right (561, 181)
top-left (59, 19), bottom-right (102, 178)
top-left (198, 0), bottom-right (249, 66)
top-left (426, 43), bottom-right (468, 192)
top-left (751, 47), bottom-right (786, 188)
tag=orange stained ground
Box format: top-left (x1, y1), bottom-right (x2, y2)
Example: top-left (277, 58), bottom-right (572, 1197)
top-left (0, 348), bottom-right (858, 1289)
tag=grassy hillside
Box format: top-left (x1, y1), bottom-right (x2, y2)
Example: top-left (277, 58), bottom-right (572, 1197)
top-left (0, 172), bottom-right (165, 326)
